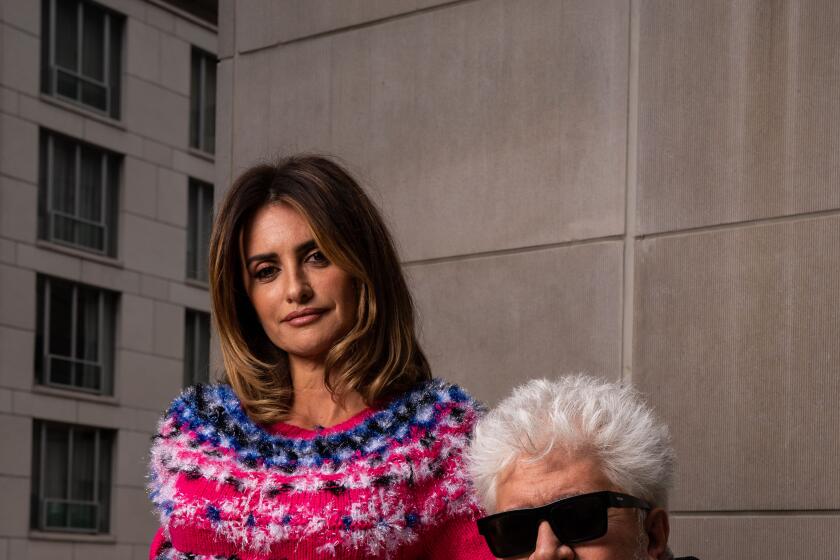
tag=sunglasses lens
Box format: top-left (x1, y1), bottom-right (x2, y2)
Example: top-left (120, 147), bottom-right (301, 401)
top-left (550, 494), bottom-right (608, 543)
top-left (480, 510), bottom-right (539, 558)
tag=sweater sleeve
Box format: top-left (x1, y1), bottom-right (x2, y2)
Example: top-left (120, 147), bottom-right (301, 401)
top-left (422, 513), bottom-right (495, 559)
top-left (149, 527), bottom-right (167, 560)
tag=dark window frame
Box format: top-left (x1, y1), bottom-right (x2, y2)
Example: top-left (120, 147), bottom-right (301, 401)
top-left (30, 420), bottom-right (114, 534)
top-left (35, 275), bottom-right (117, 396)
top-left (41, 0), bottom-right (124, 118)
top-left (183, 308), bottom-right (210, 387)
top-left (38, 129), bottom-right (121, 257)
top-left (186, 178), bottom-right (213, 282)
top-left (189, 47), bottom-right (216, 154)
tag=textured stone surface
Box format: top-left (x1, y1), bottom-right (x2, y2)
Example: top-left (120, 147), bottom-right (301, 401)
top-left (0, 23), bottom-right (39, 93)
top-left (0, 264), bottom-right (35, 330)
top-left (112, 486), bottom-right (159, 544)
top-left (118, 350), bottom-right (181, 411)
top-left (123, 157), bottom-right (158, 219)
top-left (114, 429), bottom-right (153, 488)
top-left (235, 0), bottom-right (628, 261)
top-left (0, 176), bottom-right (37, 243)
top-left (634, 215), bottom-right (840, 510)
top-left (0, 114), bottom-right (37, 182)
top-left (669, 515), bottom-right (840, 560)
top-left (638, 0), bottom-right (840, 234)
top-left (0, 476), bottom-right (29, 537)
top-left (409, 241), bottom-right (623, 406)
top-left (120, 294), bottom-right (155, 354)
top-left (0, 414), bottom-right (30, 476)
top-left (122, 214), bottom-right (185, 281)
top-left (123, 76), bottom-right (189, 148)
top-left (156, 168), bottom-right (187, 227)
top-left (234, 0), bottom-right (452, 52)
top-left (0, 326), bottom-right (34, 390)
top-left (153, 301), bottom-right (183, 359)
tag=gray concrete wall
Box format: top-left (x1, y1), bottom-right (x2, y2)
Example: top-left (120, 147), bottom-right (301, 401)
top-left (0, 0), bottom-right (215, 557)
top-left (219, 1), bottom-right (840, 557)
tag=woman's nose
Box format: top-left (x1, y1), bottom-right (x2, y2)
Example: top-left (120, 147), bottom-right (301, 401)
top-left (529, 521), bottom-right (575, 560)
top-left (285, 269), bottom-right (313, 303)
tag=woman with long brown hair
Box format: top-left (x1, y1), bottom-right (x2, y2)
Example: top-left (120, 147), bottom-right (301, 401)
top-left (148, 155), bottom-right (493, 559)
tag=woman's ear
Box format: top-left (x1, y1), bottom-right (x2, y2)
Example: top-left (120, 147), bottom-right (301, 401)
top-left (644, 508), bottom-right (670, 559)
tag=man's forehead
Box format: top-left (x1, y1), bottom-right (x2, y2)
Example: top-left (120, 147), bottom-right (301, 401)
top-left (495, 452), bottom-right (619, 512)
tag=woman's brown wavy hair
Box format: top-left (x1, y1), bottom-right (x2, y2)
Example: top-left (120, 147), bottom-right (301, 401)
top-left (209, 154), bottom-right (431, 424)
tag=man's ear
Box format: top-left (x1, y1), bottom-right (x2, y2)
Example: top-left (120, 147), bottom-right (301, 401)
top-left (644, 508), bottom-right (669, 559)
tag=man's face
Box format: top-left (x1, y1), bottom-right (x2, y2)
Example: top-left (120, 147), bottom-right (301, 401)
top-left (493, 452), bottom-right (666, 560)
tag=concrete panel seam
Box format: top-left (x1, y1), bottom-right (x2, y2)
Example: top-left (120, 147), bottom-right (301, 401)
top-left (621, 0), bottom-right (639, 383)
top-left (637, 207), bottom-right (840, 241)
top-left (0, 20), bottom-right (38, 40)
top-left (671, 510), bottom-right (840, 517)
top-left (403, 235), bottom-right (625, 268)
top-left (236, 0), bottom-right (483, 55)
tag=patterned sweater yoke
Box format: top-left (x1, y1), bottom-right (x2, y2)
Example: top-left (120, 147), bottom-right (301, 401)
top-left (147, 379), bottom-right (495, 560)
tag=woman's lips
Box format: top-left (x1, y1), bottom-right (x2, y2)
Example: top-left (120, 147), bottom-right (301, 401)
top-left (282, 308), bottom-right (326, 326)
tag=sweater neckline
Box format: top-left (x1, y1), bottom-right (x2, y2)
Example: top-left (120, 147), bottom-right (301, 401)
top-left (263, 406), bottom-right (377, 440)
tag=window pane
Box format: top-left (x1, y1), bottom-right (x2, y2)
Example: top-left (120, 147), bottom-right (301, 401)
top-left (38, 275), bottom-right (114, 393)
top-left (51, 135), bottom-right (76, 215)
top-left (187, 180), bottom-right (213, 281)
top-left (203, 58), bottom-right (216, 153)
top-left (50, 357), bottom-right (74, 386)
top-left (81, 81), bottom-right (107, 111)
top-left (78, 147), bottom-right (102, 222)
top-left (75, 285), bottom-right (99, 362)
top-left (71, 429), bottom-right (95, 501)
top-left (43, 133), bottom-right (116, 253)
top-left (45, 500), bottom-right (68, 528)
top-left (55, 0), bottom-right (79, 71)
top-left (34, 424), bottom-right (112, 533)
top-left (68, 502), bottom-right (97, 530)
top-left (44, 425), bottom-right (69, 499)
top-left (48, 278), bottom-right (74, 358)
top-left (189, 50), bottom-right (201, 148)
top-left (81, 4), bottom-right (105, 81)
top-left (199, 186), bottom-right (212, 281)
top-left (97, 432), bottom-right (112, 532)
top-left (186, 183), bottom-right (197, 278)
top-left (195, 312), bottom-right (210, 384)
top-left (56, 71), bottom-right (80, 99)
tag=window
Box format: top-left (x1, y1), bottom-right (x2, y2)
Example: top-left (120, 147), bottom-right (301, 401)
top-left (38, 130), bottom-right (120, 256)
top-left (186, 178), bottom-right (213, 282)
top-left (190, 47), bottom-right (216, 153)
top-left (31, 421), bottom-right (113, 533)
top-left (35, 275), bottom-right (116, 395)
top-left (41, 0), bottom-right (123, 117)
top-left (183, 309), bottom-right (211, 386)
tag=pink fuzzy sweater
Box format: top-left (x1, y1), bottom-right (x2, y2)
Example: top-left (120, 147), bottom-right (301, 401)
top-left (147, 380), bottom-right (494, 559)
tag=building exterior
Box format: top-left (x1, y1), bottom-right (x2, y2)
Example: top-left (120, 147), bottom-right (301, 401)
top-left (218, 1), bottom-right (840, 559)
top-left (0, 0), bottom-right (217, 557)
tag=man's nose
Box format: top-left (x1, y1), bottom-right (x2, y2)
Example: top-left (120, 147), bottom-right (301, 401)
top-left (529, 521), bottom-right (575, 560)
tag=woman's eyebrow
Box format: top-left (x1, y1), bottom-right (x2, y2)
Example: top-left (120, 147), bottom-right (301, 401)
top-left (295, 239), bottom-right (318, 256)
top-left (245, 252), bottom-right (276, 266)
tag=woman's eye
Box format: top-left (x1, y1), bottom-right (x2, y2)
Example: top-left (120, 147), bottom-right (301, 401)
top-left (306, 251), bottom-right (329, 265)
top-left (254, 266), bottom-right (278, 280)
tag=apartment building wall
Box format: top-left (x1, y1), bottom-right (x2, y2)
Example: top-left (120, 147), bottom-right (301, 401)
top-left (218, 1), bottom-right (840, 558)
top-left (0, 0), bottom-right (216, 558)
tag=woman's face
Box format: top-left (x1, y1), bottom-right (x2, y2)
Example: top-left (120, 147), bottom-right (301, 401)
top-left (241, 203), bottom-right (357, 362)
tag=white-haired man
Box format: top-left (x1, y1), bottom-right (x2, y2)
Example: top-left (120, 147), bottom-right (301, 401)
top-left (468, 375), bottom-right (699, 560)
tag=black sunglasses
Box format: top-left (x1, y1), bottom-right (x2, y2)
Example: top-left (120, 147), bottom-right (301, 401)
top-left (477, 490), bottom-right (652, 558)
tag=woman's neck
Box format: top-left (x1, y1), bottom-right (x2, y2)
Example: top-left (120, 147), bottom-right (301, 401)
top-left (285, 356), bottom-right (367, 430)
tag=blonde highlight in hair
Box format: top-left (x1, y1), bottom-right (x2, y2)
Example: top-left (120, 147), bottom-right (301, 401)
top-left (209, 154), bottom-right (431, 424)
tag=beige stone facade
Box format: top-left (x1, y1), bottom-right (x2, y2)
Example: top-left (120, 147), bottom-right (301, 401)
top-left (0, 0), bottom-right (215, 557)
top-left (218, 1), bottom-right (840, 558)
